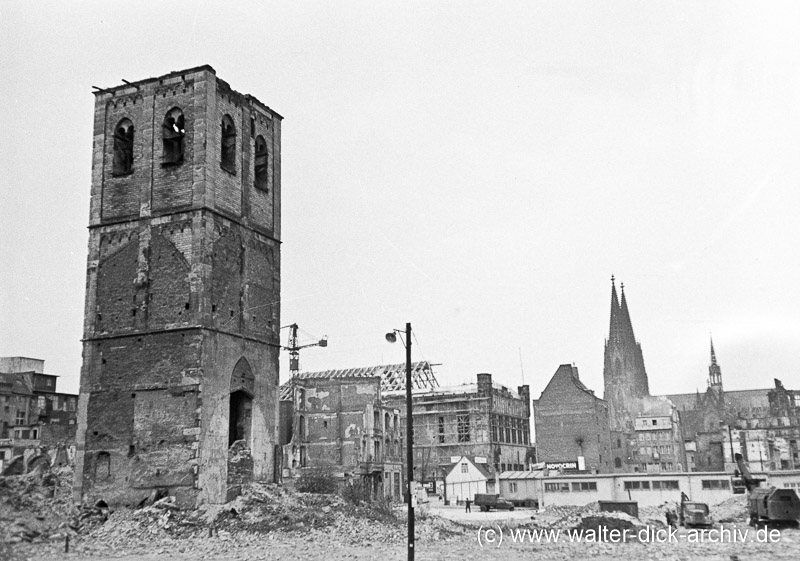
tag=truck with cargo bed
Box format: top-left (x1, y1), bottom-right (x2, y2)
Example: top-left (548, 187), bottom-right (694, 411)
top-left (474, 493), bottom-right (515, 511)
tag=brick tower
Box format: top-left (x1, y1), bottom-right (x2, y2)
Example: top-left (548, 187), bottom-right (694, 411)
top-left (73, 66), bottom-right (282, 506)
top-left (603, 277), bottom-right (650, 431)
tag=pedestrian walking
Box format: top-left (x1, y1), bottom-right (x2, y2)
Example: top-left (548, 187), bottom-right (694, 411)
top-left (465, 497), bottom-right (471, 513)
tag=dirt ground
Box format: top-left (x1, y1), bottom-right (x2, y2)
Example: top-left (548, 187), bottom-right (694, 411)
top-left (2, 469), bottom-right (799, 560)
top-left (10, 522), bottom-right (800, 561)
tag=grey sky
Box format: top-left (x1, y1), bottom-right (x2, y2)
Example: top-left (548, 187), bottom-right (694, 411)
top-left (1, 1), bottom-right (798, 401)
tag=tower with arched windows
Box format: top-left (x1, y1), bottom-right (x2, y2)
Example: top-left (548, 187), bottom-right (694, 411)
top-left (73, 66), bottom-right (282, 506)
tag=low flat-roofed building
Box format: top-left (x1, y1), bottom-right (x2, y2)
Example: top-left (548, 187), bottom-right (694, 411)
top-left (535, 471), bottom-right (780, 508)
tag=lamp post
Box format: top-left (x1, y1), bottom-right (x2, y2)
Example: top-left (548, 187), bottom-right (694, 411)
top-left (386, 322), bottom-right (414, 561)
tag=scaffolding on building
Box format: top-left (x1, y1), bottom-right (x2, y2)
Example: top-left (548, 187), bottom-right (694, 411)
top-left (279, 361), bottom-right (440, 400)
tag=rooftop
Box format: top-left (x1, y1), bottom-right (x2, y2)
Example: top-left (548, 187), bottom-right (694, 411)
top-left (279, 361), bottom-right (439, 400)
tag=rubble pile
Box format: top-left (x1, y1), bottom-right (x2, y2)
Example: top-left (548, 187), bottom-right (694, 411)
top-left (526, 502), bottom-right (650, 540)
top-left (0, 466), bottom-right (74, 546)
top-left (530, 502), bottom-right (601, 529)
top-left (713, 494), bottom-right (749, 523)
top-left (2, 471), bottom-right (467, 559)
top-left (638, 501), bottom-right (681, 526)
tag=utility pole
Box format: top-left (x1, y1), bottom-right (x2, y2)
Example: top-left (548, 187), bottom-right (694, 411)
top-left (405, 322), bottom-right (414, 561)
top-left (385, 323), bottom-right (414, 561)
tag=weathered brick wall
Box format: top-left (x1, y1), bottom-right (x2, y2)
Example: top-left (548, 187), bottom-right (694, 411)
top-left (39, 423), bottom-right (77, 447)
top-left (534, 365), bottom-right (612, 473)
top-left (76, 66), bottom-right (282, 507)
top-left (100, 93), bottom-right (147, 221)
top-left (148, 232), bottom-right (192, 328)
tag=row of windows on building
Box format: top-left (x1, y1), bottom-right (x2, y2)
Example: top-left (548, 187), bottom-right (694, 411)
top-left (638, 445), bottom-right (675, 455)
top-left (3, 399), bottom-right (78, 421)
top-left (545, 481), bottom-right (599, 492)
top-left (111, 110), bottom-right (270, 191)
top-left (459, 461), bottom-right (526, 474)
top-left (638, 430), bottom-right (673, 442)
top-left (361, 437), bottom-right (401, 461)
top-left (623, 480), bottom-right (681, 491)
top-left (491, 415), bottom-right (529, 445)
top-left (294, 411), bottom-right (401, 440)
top-left (373, 410), bottom-right (400, 433)
top-left (410, 415), bottom-right (530, 445)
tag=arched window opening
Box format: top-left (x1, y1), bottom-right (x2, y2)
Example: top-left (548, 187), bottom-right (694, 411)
top-left (298, 415), bottom-right (305, 440)
top-left (254, 135), bottom-right (268, 191)
top-left (384, 412), bottom-right (390, 432)
top-left (229, 390), bottom-right (252, 447)
top-left (162, 108), bottom-right (185, 164)
top-left (112, 119), bottom-right (134, 175)
top-left (300, 446), bottom-right (307, 467)
top-left (614, 457), bottom-right (623, 468)
top-left (221, 115), bottom-right (236, 173)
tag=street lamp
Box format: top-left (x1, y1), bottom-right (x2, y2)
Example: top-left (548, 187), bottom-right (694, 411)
top-left (386, 322), bottom-right (414, 561)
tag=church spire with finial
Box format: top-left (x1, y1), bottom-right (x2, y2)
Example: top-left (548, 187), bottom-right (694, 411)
top-left (708, 335), bottom-right (723, 393)
top-left (609, 275), bottom-right (621, 342)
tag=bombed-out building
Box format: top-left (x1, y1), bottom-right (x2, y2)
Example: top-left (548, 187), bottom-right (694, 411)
top-left (671, 360), bottom-right (800, 472)
top-left (384, 372), bottom-right (533, 484)
top-left (279, 374), bottom-right (403, 499)
top-left (73, 66), bottom-right (282, 506)
top-left (0, 357), bottom-right (78, 474)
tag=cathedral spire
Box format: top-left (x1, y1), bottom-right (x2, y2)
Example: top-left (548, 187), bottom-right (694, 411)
top-left (619, 282), bottom-right (636, 340)
top-left (609, 275), bottom-right (621, 342)
top-left (603, 277), bottom-right (651, 431)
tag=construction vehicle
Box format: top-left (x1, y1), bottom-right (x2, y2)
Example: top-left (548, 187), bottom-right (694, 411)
top-left (735, 453), bottom-right (800, 526)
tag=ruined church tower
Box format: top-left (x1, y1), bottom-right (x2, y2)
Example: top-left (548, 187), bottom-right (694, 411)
top-left (73, 66), bottom-right (282, 506)
top-left (603, 277), bottom-right (650, 430)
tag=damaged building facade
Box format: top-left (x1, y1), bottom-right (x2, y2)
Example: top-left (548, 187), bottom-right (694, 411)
top-left (0, 357), bottom-right (78, 474)
top-left (384, 372), bottom-right (533, 485)
top-left (669, 349), bottom-right (800, 473)
top-left (280, 374), bottom-right (403, 499)
top-left (73, 66), bottom-right (282, 507)
top-left (279, 364), bottom-right (532, 495)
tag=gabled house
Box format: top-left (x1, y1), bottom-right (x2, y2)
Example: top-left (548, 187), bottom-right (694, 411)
top-left (533, 364), bottom-right (613, 473)
top-left (443, 455), bottom-right (497, 503)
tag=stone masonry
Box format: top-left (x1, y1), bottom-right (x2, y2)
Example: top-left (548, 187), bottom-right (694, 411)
top-left (73, 66), bottom-right (282, 507)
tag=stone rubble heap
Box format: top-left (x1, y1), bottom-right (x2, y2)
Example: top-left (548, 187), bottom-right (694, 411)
top-left (1, 467), bottom-right (466, 559)
top-left (0, 466), bottom-right (74, 546)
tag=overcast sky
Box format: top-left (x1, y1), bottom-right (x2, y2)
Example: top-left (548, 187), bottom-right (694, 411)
top-left (1, 1), bottom-right (799, 402)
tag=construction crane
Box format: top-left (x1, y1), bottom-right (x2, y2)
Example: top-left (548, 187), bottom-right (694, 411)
top-left (282, 323), bottom-right (327, 377)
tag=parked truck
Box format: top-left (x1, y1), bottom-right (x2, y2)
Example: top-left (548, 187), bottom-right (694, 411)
top-left (680, 501), bottom-right (712, 528)
top-left (735, 453), bottom-right (800, 526)
top-left (474, 493), bottom-right (515, 512)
